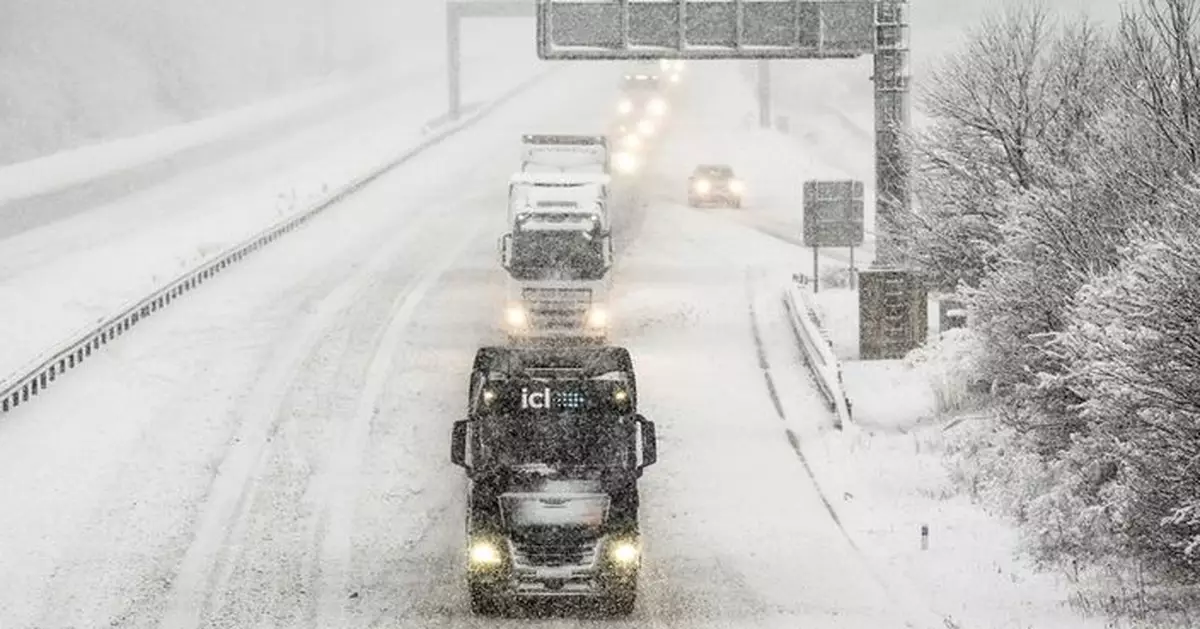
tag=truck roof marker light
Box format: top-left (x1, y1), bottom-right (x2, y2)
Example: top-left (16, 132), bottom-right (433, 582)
top-left (613, 389), bottom-right (628, 403)
top-left (482, 389), bottom-right (497, 405)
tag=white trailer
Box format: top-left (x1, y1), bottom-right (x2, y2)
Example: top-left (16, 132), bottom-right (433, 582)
top-left (520, 134), bottom-right (610, 174)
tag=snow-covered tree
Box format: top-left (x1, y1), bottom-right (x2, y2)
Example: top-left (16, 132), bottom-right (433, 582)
top-left (896, 2), bottom-right (1114, 291)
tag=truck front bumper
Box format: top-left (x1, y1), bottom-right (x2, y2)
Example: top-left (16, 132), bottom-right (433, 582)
top-left (503, 304), bottom-right (609, 342)
top-left (467, 535), bottom-right (639, 600)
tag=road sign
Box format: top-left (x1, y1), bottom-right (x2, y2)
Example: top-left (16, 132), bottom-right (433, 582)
top-left (858, 268), bottom-right (926, 359)
top-left (803, 180), bottom-right (864, 248)
top-left (536, 0), bottom-right (877, 60)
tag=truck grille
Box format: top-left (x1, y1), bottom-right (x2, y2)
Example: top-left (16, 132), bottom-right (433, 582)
top-left (511, 538), bottom-right (599, 568)
top-left (522, 288), bottom-right (592, 329)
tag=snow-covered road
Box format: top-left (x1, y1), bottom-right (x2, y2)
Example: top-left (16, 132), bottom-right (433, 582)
top-left (0, 61), bottom-right (916, 629)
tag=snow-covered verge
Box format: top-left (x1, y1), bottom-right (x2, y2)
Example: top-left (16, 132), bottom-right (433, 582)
top-left (0, 44), bottom-right (552, 381)
top-left (794, 282), bottom-right (1200, 628)
top-left (0, 0), bottom-right (458, 165)
top-left (876, 0), bottom-right (1200, 620)
top-left (780, 287), bottom-right (1110, 628)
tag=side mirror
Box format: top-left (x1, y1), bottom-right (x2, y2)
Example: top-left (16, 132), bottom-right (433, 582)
top-left (602, 235), bottom-right (614, 271)
top-left (451, 420), bottom-right (471, 473)
top-left (498, 234), bottom-right (513, 269)
top-left (636, 414), bottom-right (657, 469)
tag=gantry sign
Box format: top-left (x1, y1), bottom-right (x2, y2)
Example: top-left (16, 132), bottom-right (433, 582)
top-left (535, 0), bottom-right (910, 270)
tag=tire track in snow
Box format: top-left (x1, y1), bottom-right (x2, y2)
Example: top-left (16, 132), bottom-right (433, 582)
top-left (310, 222), bottom-right (483, 629)
top-left (156, 205), bottom-right (448, 629)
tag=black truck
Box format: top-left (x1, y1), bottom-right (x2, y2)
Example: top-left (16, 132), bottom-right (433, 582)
top-left (450, 346), bottom-right (657, 616)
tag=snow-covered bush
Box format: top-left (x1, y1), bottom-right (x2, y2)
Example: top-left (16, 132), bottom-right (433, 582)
top-left (1049, 199), bottom-right (1200, 580)
top-left (905, 327), bottom-right (986, 417)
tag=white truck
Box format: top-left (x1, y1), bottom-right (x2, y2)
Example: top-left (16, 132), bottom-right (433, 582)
top-left (499, 135), bottom-right (615, 342)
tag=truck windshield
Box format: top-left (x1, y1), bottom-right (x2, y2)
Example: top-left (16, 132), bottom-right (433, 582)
top-left (509, 230), bottom-right (606, 281)
top-left (479, 416), bottom-right (633, 469)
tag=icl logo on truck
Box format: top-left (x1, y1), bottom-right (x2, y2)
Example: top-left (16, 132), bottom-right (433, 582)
top-left (521, 387), bottom-right (586, 410)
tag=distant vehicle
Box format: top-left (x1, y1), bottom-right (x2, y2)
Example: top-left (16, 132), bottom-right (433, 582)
top-left (453, 346), bottom-right (657, 616)
top-left (616, 73), bottom-right (668, 118)
top-left (687, 164), bottom-right (744, 208)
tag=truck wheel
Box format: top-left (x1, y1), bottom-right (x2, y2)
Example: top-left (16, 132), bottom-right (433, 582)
top-left (469, 583), bottom-right (503, 616)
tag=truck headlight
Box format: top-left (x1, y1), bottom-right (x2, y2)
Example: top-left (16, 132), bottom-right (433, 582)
top-left (637, 119), bottom-right (656, 136)
top-left (587, 307), bottom-right (608, 328)
top-left (648, 97), bottom-right (667, 116)
top-left (622, 133), bottom-right (641, 150)
top-left (505, 306), bottom-right (527, 328)
top-left (729, 179), bottom-right (745, 194)
top-left (470, 541), bottom-right (503, 565)
top-left (693, 179), bottom-right (711, 194)
top-left (617, 99), bottom-right (633, 114)
top-left (610, 541), bottom-right (639, 564)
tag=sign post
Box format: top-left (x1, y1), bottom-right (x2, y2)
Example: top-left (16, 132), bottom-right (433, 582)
top-left (849, 245), bottom-right (856, 289)
top-left (802, 180), bottom-right (865, 291)
top-left (812, 245), bottom-right (820, 293)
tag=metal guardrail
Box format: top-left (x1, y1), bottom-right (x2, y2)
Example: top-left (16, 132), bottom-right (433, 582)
top-left (0, 70), bottom-right (553, 415)
top-left (782, 274), bottom-right (853, 429)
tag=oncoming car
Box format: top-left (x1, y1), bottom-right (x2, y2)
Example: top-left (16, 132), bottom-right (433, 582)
top-left (687, 164), bottom-right (744, 208)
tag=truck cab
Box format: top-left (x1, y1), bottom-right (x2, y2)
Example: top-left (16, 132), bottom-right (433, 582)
top-left (451, 346), bottom-right (656, 616)
top-left (501, 168), bottom-right (614, 343)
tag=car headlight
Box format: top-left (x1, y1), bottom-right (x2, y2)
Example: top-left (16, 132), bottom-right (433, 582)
top-left (693, 179), bottom-right (711, 194)
top-left (610, 541), bottom-right (639, 564)
top-left (587, 307), bottom-right (608, 328)
top-left (617, 99), bottom-right (633, 114)
top-left (637, 119), bottom-right (656, 136)
top-left (614, 152), bottom-right (639, 174)
top-left (648, 97), bottom-right (667, 116)
top-left (505, 306), bottom-right (527, 328)
top-left (729, 179), bottom-right (745, 194)
top-left (470, 541), bottom-right (503, 565)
